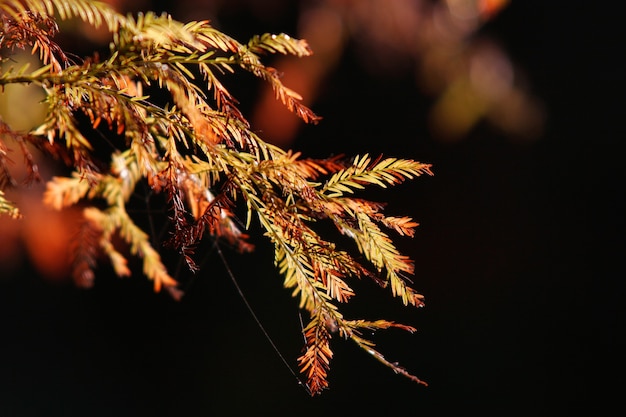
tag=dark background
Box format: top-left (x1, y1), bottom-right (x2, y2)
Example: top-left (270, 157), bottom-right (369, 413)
top-left (1, 1), bottom-right (624, 416)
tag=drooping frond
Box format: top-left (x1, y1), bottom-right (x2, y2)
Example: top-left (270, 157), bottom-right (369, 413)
top-left (70, 213), bottom-right (102, 288)
top-left (0, 0), bottom-right (433, 394)
top-left (82, 205), bottom-right (178, 293)
top-left (297, 311), bottom-right (335, 395)
top-left (234, 37), bottom-right (322, 124)
top-left (353, 211), bottom-right (425, 307)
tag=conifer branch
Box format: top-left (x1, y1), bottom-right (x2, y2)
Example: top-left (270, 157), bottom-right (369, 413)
top-left (322, 154), bottom-right (433, 197)
top-left (298, 310), bottom-right (335, 394)
top-left (0, 0), bottom-right (434, 394)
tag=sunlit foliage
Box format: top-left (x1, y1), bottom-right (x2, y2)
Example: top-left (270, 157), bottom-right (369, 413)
top-left (0, 0), bottom-right (432, 394)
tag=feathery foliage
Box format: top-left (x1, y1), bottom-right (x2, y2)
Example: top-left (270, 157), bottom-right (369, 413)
top-left (0, 0), bottom-right (432, 394)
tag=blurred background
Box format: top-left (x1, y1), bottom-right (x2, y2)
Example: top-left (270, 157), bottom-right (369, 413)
top-left (0, 1), bottom-right (623, 416)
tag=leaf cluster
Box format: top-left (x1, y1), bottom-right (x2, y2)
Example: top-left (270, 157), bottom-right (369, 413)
top-left (0, 0), bottom-right (432, 394)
